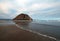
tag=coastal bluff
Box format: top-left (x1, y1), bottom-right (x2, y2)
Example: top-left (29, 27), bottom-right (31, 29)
top-left (13, 13), bottom-right (32, 21)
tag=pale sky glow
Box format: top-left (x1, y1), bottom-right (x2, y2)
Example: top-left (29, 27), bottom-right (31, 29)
top-left (15, 0), bottom-right (29, 6)
top-left (0, 2), bottom-right (14, 14)
top-left (28, 3), bottom-right (53, 11)
top-left (0, 0), bottom-right (60, 20)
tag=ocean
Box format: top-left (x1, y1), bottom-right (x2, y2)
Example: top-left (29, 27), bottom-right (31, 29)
top-left (0, 20), bottom-right (60, 41)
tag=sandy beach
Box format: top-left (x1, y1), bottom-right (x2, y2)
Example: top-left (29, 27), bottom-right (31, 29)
top-left (0, 20), bottom-right (56, 41)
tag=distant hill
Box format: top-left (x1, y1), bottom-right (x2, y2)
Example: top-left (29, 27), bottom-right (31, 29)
top-left (13, 13), bottom-right (32, 21)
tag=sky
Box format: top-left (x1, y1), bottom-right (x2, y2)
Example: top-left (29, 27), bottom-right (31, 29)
top-left (0, 0), bottom-right (60, 20)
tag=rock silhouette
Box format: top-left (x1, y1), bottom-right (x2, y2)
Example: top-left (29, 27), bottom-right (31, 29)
top-left (13, 13), bottom-right (32, 20)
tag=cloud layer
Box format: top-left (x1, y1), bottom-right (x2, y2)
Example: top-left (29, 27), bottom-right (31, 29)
top-left (0, 0), bottom-right (60, 20)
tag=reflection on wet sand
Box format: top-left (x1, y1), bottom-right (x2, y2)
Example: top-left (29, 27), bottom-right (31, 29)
top-left (14, 20), bottom-right (32, 29)
top-left (0, 20), bottom-right (56, 41)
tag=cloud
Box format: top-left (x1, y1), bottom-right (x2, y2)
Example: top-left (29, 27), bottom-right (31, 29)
top-left (0, 2), bottom-right (14, 14)
top-left (25, 2), bottom-right (60, 15)
top-left (15, 0), bottom-right (30, 6)
top-left (0, 0), bottom-right (60, 20)
top-left (28, 3), bottom-right (52, 11)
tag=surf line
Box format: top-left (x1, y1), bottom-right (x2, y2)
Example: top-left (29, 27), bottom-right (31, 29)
top-left (13, 22), bottom-right (56, 40)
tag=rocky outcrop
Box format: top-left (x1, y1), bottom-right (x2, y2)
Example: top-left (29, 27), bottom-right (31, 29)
top-left (13, 13), bottom-right (32, 20)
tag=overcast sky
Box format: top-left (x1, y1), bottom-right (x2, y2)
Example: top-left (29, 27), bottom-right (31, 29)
top-left (0, 0), bottom-right (60, 20)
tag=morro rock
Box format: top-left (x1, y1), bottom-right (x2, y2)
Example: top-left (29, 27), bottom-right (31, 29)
top-left (13, 13), bottom-right (32, 20)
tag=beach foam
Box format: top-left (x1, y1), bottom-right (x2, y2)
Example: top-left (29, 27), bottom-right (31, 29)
top-left (14, 22), bottom-right (56, 41)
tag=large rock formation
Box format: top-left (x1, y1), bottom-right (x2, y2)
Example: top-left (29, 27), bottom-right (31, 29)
top-left (13, 13), bottom-right (32, 20)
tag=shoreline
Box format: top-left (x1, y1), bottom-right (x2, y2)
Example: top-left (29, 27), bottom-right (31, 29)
top-left (0, 23), bottom-right (56, 41)
top-left (15, 23), bottom-right (56, 40)
top-left (0, 20), bottom-right (58, 41)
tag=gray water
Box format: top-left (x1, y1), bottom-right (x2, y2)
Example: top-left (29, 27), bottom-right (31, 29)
top-left (0, 20), bottom-right (60, 40)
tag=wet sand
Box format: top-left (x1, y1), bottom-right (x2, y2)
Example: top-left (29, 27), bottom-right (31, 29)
top-left (0, 20), bottom-right (56, 41)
